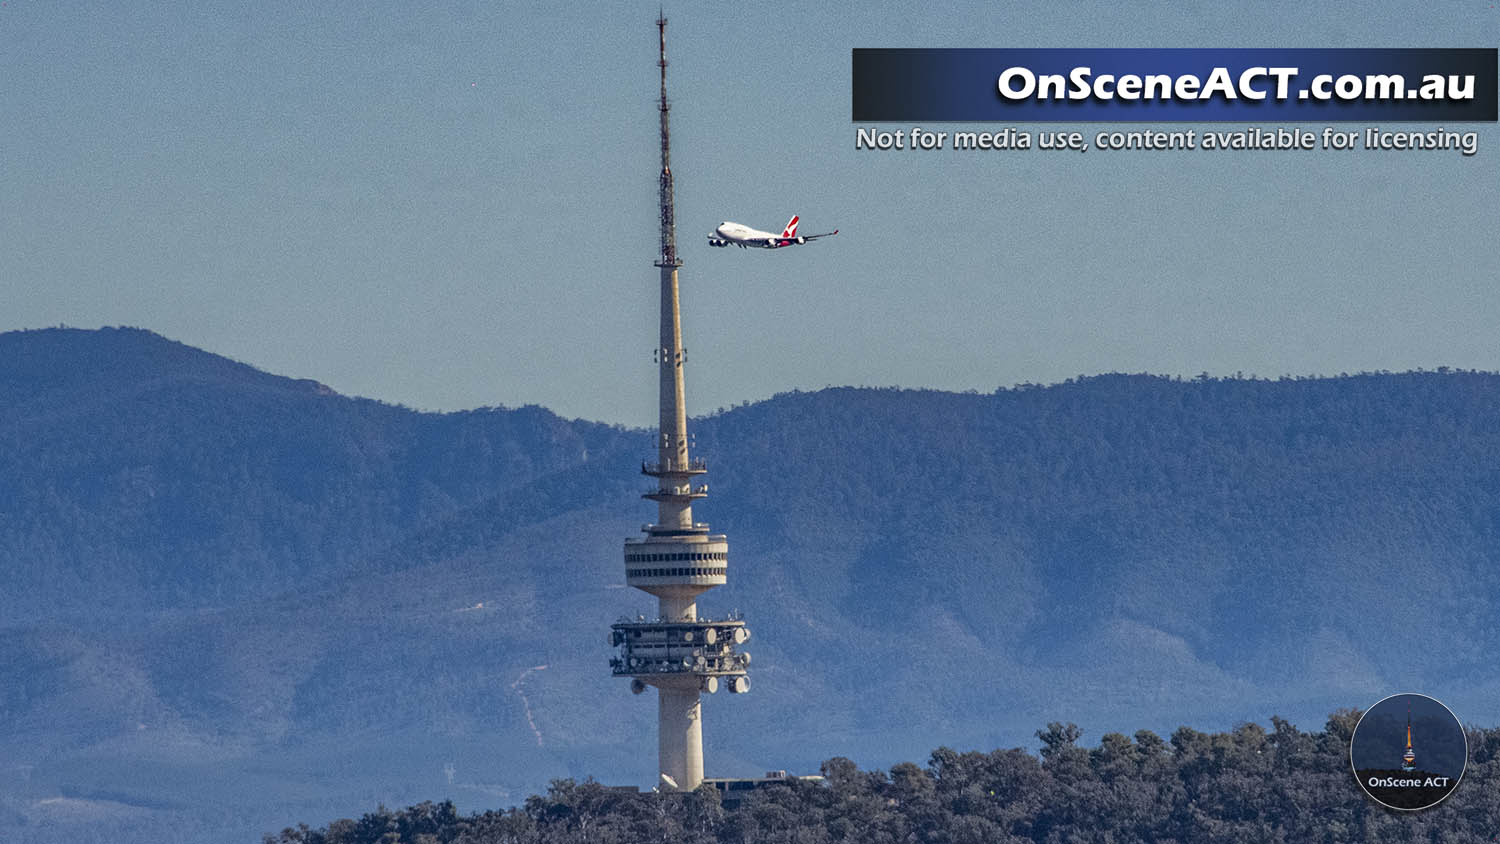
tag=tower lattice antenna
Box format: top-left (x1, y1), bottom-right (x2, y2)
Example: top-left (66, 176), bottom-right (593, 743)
top-left (656, 12), bottom-right (679, 271)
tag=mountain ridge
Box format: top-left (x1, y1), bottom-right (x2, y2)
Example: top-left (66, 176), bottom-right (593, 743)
top-left (4, 326), bottom-right (1500, 843)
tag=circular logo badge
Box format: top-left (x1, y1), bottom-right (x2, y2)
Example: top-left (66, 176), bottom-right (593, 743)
top-left (1350, 693), bottom-right (1466, 811)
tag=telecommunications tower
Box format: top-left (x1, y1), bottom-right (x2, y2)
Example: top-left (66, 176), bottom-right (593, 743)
top-left (607, 14), bottom-right (750, 792)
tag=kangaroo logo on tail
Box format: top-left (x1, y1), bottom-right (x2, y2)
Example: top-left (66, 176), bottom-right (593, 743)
top-left (781, 216), bottom-right (799, 238)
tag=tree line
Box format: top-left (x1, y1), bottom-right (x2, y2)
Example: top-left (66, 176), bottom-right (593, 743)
top-left (267, 711), bottom-right (1500, 843)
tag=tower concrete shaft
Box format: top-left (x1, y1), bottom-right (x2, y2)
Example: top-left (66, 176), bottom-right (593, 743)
top-left (610, 14), bottom-right (749, 794)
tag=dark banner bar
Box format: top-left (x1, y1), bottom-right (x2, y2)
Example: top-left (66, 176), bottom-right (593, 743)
top-left (852, 48), bottom-right (1497, 122)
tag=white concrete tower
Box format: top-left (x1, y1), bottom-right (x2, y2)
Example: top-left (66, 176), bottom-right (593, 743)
top-left (609, 14), bottom-right (750, 793)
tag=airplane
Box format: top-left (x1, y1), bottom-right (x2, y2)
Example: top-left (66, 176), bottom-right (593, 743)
top-left (707, 215), bottom-right (838, 249)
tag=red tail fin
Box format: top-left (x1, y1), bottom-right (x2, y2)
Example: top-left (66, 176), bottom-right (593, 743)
top-left (781, 216), bottom-right (799, 238)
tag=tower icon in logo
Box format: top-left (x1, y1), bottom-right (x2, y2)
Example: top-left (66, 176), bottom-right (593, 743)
top-left (1351, 693), bottom-right (1465, 811)
top-left (1401, 704), bottom-right (1416, 772)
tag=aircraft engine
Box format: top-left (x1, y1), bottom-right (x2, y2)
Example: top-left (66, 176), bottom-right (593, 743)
top-left (796, 236), bottom-right (806, 245)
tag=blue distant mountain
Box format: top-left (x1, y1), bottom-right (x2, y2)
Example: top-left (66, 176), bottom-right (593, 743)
top-left (3, 327), bottom-right (1497, 843)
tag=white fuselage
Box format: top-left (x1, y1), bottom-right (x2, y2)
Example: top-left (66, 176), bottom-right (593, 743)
top-left (709, 221), bottom-right (803, 249)
top-left (715, 222), bottom-right (776, 247)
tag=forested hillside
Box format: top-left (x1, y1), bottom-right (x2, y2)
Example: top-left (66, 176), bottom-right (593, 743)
top-left (0, 327), bottom-right (637, 622)
top-left (273, 713), bottom-right (1500, 844)
top-left (3, 327), bottom-right (1498, 843)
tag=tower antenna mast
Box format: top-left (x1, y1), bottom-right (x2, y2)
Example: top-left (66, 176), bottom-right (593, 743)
top-left (657, 11), bottom-right (679, 272)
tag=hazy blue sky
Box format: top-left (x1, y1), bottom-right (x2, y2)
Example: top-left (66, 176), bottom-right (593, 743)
top-left (3, 1), bottom-right (1496, 426)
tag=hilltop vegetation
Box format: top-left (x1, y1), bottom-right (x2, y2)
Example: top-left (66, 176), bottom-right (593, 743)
top-left (271, 712), bottom-right (1500, 844)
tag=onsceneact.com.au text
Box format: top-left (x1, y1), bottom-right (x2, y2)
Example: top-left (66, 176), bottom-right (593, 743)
top-left (997, 67), bottom-right (1477, 103)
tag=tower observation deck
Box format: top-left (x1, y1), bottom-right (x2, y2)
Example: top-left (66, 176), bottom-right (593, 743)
top-left (608, 14), bottom-right (749, 793)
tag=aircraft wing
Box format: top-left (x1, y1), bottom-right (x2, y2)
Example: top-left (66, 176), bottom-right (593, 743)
top-left (761, 230), bottom-right (838, 247)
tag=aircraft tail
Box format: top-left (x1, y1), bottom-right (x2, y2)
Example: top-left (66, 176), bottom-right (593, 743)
top-left (781, 216), bottom-right (799, 238)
